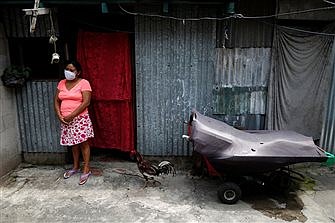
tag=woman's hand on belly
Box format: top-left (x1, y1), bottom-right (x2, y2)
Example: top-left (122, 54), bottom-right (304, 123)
top-left (58, 115), bottom-right (69, 125)
top-left (64, 114), bottom-right (75, 123)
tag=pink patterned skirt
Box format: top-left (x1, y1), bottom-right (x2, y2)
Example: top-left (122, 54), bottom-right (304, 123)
top-left (60, 113), bottom-right (94, 146)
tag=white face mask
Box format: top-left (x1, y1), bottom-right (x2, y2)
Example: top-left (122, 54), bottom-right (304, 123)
top-left (64, 70), bottom-right (76, 80)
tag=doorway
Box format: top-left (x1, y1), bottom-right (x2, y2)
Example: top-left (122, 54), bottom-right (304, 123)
top-left (77, 30), bottom-right (135, 153)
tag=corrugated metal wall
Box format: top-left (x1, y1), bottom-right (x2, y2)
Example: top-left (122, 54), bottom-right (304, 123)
top-left (8, 3), bottom-right (332, 158)
top-left (216, 19), bottom-right (274, 48)
top-left (212, 47), bottom-right (271, 129)
top-left (16, 81), bottom-right (64, 153)
top-left (135, 7), bottom-right (216, 156)
top-left (320, 45), bottom-right (335, 154)
top-left (135, 6), bottom-right (273, 156)
top-left (216, 0), bottom-right (275, 48)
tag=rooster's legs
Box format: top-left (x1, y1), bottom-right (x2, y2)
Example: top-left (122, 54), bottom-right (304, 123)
top-left (142, 176), bottom-right (161, 188)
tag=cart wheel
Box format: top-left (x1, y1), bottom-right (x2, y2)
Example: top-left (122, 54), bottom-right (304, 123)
top-left (217, 182), bottom-right (242, 205)
top-left (266, 170), bottom-right (291, 193)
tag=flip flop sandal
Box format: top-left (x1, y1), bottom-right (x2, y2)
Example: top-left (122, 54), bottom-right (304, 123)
top-left (63, 169), bottom-right (80, 179)
top-left (79, 171), bottom-right (92, 185)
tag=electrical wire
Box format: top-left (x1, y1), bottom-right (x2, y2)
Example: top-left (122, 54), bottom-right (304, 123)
top-left (324, 0), bottom-right (335, 6)
top-left (118, 4), bottom-right (335, 36)
top-left (277, 24), bottom-right (335, 36)
top-left (119, 4), bottom-right (243, 21)
top-left (242, 6), bottom-right (335, 19)
top-left (119, 4), bottom-right (335, 21)
top-left (49, 9), bottom-right (58, 52)
top-left (256, 19), bottom-right (335, 36)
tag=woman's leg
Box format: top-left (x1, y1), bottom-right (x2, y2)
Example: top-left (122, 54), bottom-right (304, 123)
top-left (80, 141), bottom-right (91, 174)
top-left (63, 145), bottom-right (81, 179)
top-left (72, 145), bottom-right (80, 170)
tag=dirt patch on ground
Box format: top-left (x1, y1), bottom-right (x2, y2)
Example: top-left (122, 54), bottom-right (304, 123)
top-left (240, 170), bottom-right (320, 222)
top-left (243, 192), bottom-right (307, 222)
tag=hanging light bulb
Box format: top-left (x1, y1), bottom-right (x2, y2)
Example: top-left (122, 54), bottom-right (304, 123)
top-left (226, 1), bottom-right (235, 14)
top-left (49, 9), bottom-right (59, 64)
top-left (101, 2), bottom-right (109, 14)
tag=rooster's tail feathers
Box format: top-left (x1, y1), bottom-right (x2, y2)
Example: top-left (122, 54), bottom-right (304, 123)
top-left (158, 161), bottom-right (176, 176)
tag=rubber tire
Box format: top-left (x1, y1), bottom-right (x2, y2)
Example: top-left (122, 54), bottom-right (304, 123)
top-left (266, 171), bottom-right (291, 193)
top-left (217, 182), bottom-right (242, 205)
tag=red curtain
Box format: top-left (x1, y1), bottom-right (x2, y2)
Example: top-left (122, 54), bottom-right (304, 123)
top-left (77, 30), bottom-right (134, 152)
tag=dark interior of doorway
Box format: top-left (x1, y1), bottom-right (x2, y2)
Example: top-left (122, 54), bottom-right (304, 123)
top-left (66, 147), bottom-right (135, 165)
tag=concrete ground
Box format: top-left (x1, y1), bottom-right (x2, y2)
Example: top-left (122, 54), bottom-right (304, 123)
top-left (0, 155), bottom-right (334, 223)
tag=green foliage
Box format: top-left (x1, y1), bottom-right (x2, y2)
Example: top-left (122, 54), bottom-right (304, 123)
top-left (299, 177), bottom-right (316, 191)
top-left (1, 65), bottom-right (31, 87)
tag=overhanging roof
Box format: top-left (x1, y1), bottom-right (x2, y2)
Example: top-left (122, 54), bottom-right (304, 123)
top-left (0, 0), bottom-right (228, 5)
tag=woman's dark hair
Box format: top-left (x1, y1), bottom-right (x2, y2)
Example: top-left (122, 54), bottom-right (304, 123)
top-left (65, 60), bottom-right (82, 73)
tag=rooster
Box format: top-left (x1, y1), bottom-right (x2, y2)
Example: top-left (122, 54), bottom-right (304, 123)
top-left (130, 150), bottom-right (176, 187)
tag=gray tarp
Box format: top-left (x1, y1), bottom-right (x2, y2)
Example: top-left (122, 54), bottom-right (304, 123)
top-left (190, 110), bottom-right (327, 175)
top-left (266, 24), bottom-right (335, 139)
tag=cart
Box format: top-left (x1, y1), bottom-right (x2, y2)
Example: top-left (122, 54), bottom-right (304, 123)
top-left (183, 109), bottom-right (330, 204)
